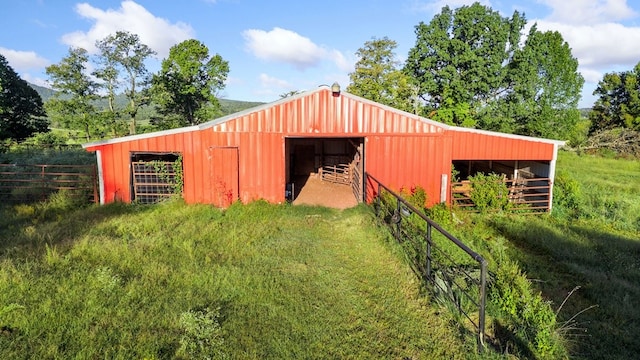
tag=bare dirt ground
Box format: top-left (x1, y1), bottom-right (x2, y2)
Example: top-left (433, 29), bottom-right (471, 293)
top-left (292, 175), bottom-right (358, 209)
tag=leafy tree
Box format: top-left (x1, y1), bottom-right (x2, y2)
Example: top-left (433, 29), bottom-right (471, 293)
top-left (96, 31), bottom-right (156, 135)
top-left (150, 39), bottom-right (229, 129)
top-left (45, 47), bottom-right (99, 141)
top-left (404, 3), bottom-right (525, 126)
top-left (590, 62), bottom-right (640, 132)
top-left (94, 39), bottom-right (125, 137)
top-left (0, 54), bottom-right (48, 141)
top-left (404, 2), bottom-right (584, 140)
top-left (485, 26), bottom-right (584, 139)
top-left (347, 37), bottom-right (417, 113)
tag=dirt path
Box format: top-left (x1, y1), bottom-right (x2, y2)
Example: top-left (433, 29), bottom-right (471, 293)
top-left (292, 175), bottom-right (358, 209)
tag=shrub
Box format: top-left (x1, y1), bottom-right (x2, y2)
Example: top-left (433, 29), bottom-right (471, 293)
top-left (177, 307), bottom-right (227, 360)
top-left (490, 261), bottom-right (565, 359)
top-left (468, 173), bottom-right (510, 212)
top-left (553, 170), bottom-right (583, 218)
top-left (399, 186), bottom-right (428, 210)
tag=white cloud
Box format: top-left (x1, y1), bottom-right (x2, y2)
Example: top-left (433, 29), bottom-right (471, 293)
top-left (528, 0), bottom-right (640, 93)
top-left (329, 49), bottom-right (355, 73)
top-left (258, 73), bottom-right (292, 89)
top-left (20, 74), bottom-right (49, 88)
top-left (0, 47), bottom-right (50, 71)
top-left (534, 20), bottom-right (640, 70)
top-left (580, 67), bottom-right (604, 84)
top-left (242, 27), bottom-right (349, 71)
top-left (250, 73), bottom-right (295, 98)
top-left (61, 1), bottom-right (194, 58)
top-left (538, 0), bottom-right (637, 24)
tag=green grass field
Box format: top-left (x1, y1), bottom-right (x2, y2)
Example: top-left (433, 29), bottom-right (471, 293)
top-left (0, 149), bottom-right (638, 359)
top-left (485, 151), bottom-right (640, 359)
top-left (0, 200), bottom-right (474, 359)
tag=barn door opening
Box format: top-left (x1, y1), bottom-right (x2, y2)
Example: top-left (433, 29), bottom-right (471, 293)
top-left (285, 137), bottom-right (364, 208)
top-left (130, 152), bottom-right (182, 204)
top-left (210, 147), bottom-right (239, 207)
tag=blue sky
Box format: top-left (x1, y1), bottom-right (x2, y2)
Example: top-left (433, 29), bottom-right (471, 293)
top-left (2, 0), bottom-right (640, 108)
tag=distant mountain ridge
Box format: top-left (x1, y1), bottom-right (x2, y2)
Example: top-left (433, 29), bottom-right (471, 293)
top-left (27, 82), bottom-right (266, 117)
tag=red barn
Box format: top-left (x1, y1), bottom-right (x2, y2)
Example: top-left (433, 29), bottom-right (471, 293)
top-left (82, 85), bottom-right (564, 210)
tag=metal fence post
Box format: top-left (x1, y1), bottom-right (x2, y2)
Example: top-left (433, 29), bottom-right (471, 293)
top-left (41, 165), bottom-right (46, 202)
top-left (478, 259), bottom-right (487, 352)
top-left (426, 223), bottom-right (432, 281)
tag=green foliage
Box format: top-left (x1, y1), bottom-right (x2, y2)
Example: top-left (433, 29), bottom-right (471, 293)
top-left (404, 3), bottom-right (583, 138)
top-left (405, 3), bottom-right (524, 124)
top-left (0, 147), bottom-right (95, 166)
top-left (490, 260), bottom-right (563, 359)
top-left (490, 27), bottom-right (584, 140)
top-left (148, 155), bottom-right (184, 196)
top-left (590, 61), bottom-right (640, 133)
top-left (177, 307), bottom-right (227, 360)
top-left (151, 39), bottom-right (229, 129)
top-left (468, 173), bottom-right (510, 212)
top-left (399, 185), bottom-right (428, 209)
top-left (45, 47), bottom-right (100, 141)
top-left (0, 54), bottom-right (49, 141)
top-left (552, 169), bottom-right (583, 218)
top-left (432, 99), bottom-right (476, 127)
top-left (95, 31), bottom-right (156, 135)
top-left (347, 37), bottom-right (417, 113)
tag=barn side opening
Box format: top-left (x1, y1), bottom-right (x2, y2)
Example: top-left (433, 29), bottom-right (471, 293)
top-left (451, 160), bottom-right (553, 211)
top-left (130, 152), bottom-right (182, 204)
top-left (285, 137), bottom-right (364, 209)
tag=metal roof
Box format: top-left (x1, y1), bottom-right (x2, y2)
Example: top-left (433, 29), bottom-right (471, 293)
top-left (82, 84), bottom-right (565, 148)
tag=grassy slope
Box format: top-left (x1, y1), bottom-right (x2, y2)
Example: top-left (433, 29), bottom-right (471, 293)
top-left (486, 151), bottom-right (640, 359)
top-left (0, 200), bottom-right (473, 359)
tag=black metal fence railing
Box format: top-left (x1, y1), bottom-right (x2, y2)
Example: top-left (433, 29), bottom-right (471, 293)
top-left (366, 174), bottom-right (487, 352)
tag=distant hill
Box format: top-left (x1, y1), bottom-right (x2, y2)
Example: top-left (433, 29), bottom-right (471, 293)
top-left (28, 82), bottom-right (265, 117)
top-left (29, 82), bottom-right (58, 100)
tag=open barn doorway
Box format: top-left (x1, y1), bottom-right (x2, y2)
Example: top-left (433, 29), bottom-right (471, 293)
top-left (285, 137), bottom-right (364, 209)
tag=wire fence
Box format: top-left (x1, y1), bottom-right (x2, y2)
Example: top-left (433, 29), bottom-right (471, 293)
top-left (367, 173), bottom-right (487, 352)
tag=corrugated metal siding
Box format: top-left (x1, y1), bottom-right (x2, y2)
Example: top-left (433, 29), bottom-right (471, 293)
top-left (365, 134), bottom-right (452, 206)
top-left (450, 131), bottom-right (555, 160)
top-left (210, 90), bottom-right (444, 136)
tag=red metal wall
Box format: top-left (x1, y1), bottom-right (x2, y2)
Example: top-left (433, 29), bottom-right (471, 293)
top-left (449, 130), bottom-right (556, 160)
top-left (85, 87), bottom-right (558, 208)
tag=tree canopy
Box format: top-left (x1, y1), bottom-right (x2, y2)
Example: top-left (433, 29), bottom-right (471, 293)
top-left (150, 39), bottom-right (229, 129)
top-left (0, 54), bottom-right (48, 141)
top-left (404, 3), bottom-right (525, 127)
top-left (347, 37), bottom-right (416, 113)
top-left (400, 2), bottom-right (584, 139)
top-left (96, 31), bottom-right (156, 135)
top-left (45, 47), bottom-right (99, 141)
top-left (590, 61), bottom-right (640, 133)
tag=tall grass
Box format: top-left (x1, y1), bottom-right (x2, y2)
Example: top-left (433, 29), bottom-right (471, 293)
top-left (478, 151), bottom-right (640, 359)
top-left (0, 199), bottom-right (473, 359)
